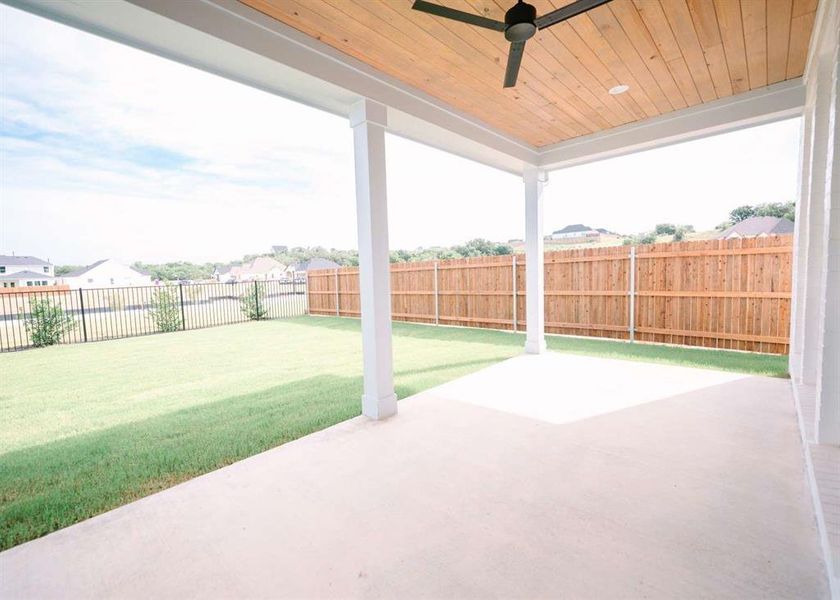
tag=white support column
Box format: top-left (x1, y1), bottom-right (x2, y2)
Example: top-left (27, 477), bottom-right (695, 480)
top-left (350, 99), bottom-right (397, 420)
top-left (789, 104), bottom-right (813, 381)
top-left (801, 55), bottom-right (834, 386)
top-left (815, 47), bottom-right (840, 445)
top-left (524, 166), bottom-right (546, 354)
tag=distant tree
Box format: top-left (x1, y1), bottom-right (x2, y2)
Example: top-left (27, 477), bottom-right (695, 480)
top-left (654, 223), bottom-right (677, 235)
top-left (724, 201), bottom-right (795, 229)
top-left (133, 261), bottom-right (214, 282)
top-left (754, 201), bottom-right (795, 221)
top-left (390, 249), bottom-right (415, 263)
top-left (622, 231), bottom-right (657, 245)
top-left (729, 205), bottom-right (756, 223)
top-left (672, 224), bottom-right (694, 242)
top-left (55, 265), bottom-right (84, 276)
top-left (452, 238), bottom-right (513, 257)
top-left (437, 248), bottom-right (459, 260)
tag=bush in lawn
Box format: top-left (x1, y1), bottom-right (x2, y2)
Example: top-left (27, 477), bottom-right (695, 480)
top-left (149, 286), bottom-right (182, 332)
top-left (240, 283), bottom-right (267, 320)
top-left (25, 297), bottom-right (76, 347)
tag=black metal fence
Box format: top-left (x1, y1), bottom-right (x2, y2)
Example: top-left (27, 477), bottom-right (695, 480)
top-left (0, 280), bottom-right (307, 352)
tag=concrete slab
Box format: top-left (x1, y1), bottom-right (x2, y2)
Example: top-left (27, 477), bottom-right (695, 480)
top-left (0, 353), bottom-right (829, 598)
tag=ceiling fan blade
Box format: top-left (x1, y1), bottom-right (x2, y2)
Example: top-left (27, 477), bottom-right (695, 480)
top-left (535, 0), bottom-right (613, 30)
top-left (412, 0), bottom-right (505, 32)
top-left (503, 41), bottom-right (526, 88)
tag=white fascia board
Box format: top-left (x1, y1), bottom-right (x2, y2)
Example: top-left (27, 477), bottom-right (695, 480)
top-left (3, 0), bottom-right (538, 175)
top-left (538, 79), bottom-right (806, 171)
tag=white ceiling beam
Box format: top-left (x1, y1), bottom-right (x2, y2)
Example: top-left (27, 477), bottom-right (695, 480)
top-left (538, 80), bottom-right (806, 171)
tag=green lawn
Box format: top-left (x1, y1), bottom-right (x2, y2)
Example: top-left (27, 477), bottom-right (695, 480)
top-left (0, 316), bottom-right (787, 550)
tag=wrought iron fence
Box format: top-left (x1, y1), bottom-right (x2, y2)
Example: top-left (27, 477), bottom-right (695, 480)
top-left (0, 280), bottom-right (307, 352)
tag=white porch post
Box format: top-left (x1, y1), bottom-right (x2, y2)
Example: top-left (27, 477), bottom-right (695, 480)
top-left (350, 99), bottom-right (397, 420)
top-left (801, 55), bottom-right (834, 387)
top-left (524, 166), bottom-right (546, 354)
top-left (789, 106), bottom-right (813, 381)
top-left (815, 45), bottom-right (840, 444)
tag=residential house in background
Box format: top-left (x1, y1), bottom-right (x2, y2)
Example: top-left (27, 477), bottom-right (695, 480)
top-left (60, 259), bottom-right (152, 288)
top-left (550, 224), bottom-right (601, 243)
top-left (216, 256), bottom-right (287, 282)
top-left (0, 255), bottom-right (55, 288)
top-left (718, 216), bottom-right (795, 239)
top-left (285, 257), bottom-right (341, 280)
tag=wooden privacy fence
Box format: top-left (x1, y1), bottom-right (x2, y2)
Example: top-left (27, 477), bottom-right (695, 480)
top-left (307, 235), bottom-right (793, 354)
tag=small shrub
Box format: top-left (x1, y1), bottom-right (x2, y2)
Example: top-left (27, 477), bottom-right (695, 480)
top-left (148, 286), bottom-right (182, 332)
top-left (240, 283), bottom-right (267, 320)
top-left (25, 297), bottom-right (76, 347)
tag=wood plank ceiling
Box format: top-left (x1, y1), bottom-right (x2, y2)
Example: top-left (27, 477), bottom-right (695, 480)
top-left (240, 0), bottom-right (817, 147)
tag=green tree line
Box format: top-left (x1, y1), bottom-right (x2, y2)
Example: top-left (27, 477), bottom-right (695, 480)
top-left (621, 201), bottom-right (795, 245)
top-left (57, 238), bottom-right (514, 282)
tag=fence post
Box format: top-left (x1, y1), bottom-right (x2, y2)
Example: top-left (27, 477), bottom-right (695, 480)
top-left (78, 288), bottom-right (88, 342)
top-left (179, 283), bottom-right (186, 330)
top-left (254, 280), bottom-right (261, 320)
top-left (628, 246), bottom-right (636, 342)
top-left (305, 272), bottom-right (310, 315)
top-left (434, 261), bottom-right (440, 325)
top-left (335, 269), bottom-right (340, 317)
top-left (512, 254), bottom-right (517, 332)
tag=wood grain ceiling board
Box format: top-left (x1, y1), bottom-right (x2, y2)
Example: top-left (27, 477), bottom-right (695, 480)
top-left (240, 0), bottom-right (816, 148)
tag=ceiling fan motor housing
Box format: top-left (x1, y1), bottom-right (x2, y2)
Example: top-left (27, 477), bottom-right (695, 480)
top-left (504, 1), bottom-right (537, 42)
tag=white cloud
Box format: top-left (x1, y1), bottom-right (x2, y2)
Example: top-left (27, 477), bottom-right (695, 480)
top-left (0, 5), bottom-right (800, 266)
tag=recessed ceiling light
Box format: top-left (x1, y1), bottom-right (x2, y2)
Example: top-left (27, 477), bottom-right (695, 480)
top-left (609, 84), bottom-right (630, 95)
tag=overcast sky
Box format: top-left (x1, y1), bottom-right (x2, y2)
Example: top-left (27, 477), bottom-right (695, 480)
top-left (0, 5), bottom-right (801, 265)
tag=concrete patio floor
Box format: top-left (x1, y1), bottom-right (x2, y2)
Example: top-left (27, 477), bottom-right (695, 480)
top-left (0, 352), bottom-right (829, 598)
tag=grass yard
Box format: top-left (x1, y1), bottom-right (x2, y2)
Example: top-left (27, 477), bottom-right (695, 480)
top-left (0, 316), bottom-right (787, 550)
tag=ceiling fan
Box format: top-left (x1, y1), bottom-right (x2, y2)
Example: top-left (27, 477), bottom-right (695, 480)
top-left (412, 0), bottom-right (613, 88)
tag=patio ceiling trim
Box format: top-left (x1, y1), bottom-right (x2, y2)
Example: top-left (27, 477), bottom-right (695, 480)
top-left (538, 79), bottom-right (806, 171)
